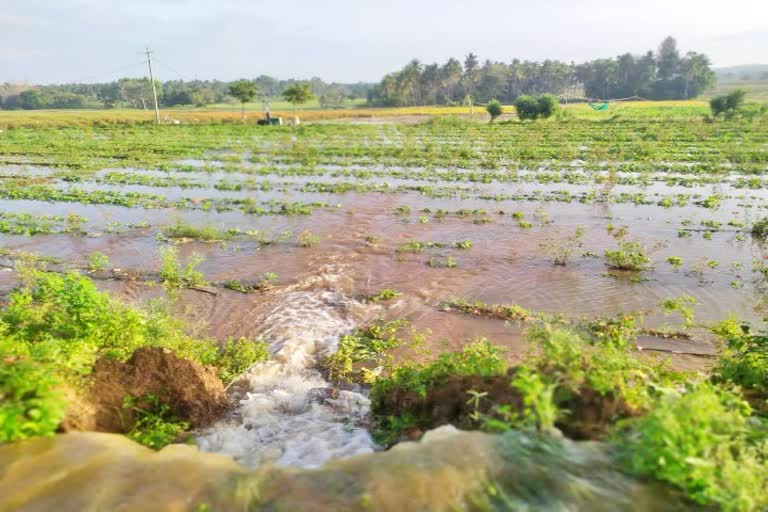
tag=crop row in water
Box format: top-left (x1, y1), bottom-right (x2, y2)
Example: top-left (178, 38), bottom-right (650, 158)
top-left (1, 115), bottom-right (766, 173)
top-left (2, 177), bottom-right (766, 216)
top-left (0, 183), bottom-right (332, 215)
top-left (30, 164), bottom-right (768, 192)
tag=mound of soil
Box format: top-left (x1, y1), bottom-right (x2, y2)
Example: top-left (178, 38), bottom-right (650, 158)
top-left (63, 347), bottom-right (229, 433)
top-left (374, 372), bottom-right (523, 432)
top-left (373, 370), bottom-right (637, 441)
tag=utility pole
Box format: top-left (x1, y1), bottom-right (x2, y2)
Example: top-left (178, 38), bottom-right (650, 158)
top-left (144, 48), bottom-right (161, 125)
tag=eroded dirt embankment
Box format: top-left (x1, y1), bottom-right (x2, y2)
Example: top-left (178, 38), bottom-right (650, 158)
top-left (373, 369), bottom-right (639, 441)
top-left (63, 347), bottom-right (228, 434)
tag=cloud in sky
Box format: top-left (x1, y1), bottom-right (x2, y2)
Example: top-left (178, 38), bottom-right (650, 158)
top-left (1, 0), bottom-right (766, 83)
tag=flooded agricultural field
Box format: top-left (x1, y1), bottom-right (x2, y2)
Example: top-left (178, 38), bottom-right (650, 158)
top-left (1, 116), bottom-right (767, 511)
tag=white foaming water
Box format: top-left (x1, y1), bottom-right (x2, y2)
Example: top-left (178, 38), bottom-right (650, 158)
top-left (197, 276), bottom-right (378, 469)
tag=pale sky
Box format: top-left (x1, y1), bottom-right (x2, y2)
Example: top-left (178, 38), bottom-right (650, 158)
top-left (1, 0), bottom-right (766, 84)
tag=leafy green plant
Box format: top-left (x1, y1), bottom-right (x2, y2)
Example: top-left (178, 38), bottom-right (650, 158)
top-left (427, 256), bottom-right (456, 268)
top-left (667, 256), bottom-right (683, 268)
top-left (0, 270), bottom-right (271, 443)
top-left (396, 240), bottom-right (427, 253)
top-left (752, 217), bottom-right (768, 238)
top-left (452, 239), bottom-right (472, 249)
top-left (711, 319), bottom-right (768, 395)
top-left (586, 313), bottom-right (642, 349)
top-left (0, 347), bottom-right (66, 443)
top-left (367, 289), bottom-right (400, 302)
top-left (123, 394), bottom-right (189, 449)
top-left (604, 240), bottom-right (652, 270)
top-left (618, 383), bottom-right (767, 511)
top-left (297, 229), bottom-right (320, 247)
top-left (325, 320), bottom-right (408, 382)
top-left (660, 295), bottom-right (698, 328)
top-left (483, 366), bottom-right (557, 432)
top-left (86, 250), bottom-right (110, 272)
top-left (2, 271), bottom-right (144, 352)
top-left (214, 337), bottom-right (269, 384)
top-left (541, 226), bottom-right (585, 265)
top-left (158, 246), bottom-right (206, 288)
top-left (372, 339), bottom-right (507, 398)
top-left (163, 221), bottom-right (236, 241)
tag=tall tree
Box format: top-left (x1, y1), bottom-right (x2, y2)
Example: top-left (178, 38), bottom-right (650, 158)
top-left (680, 52), bottom-right (715, 99)
top-left (463, 52), bottom-right (480, 100)
top-left (282, 83), bottom-right (315, 122)
top-left (228, 80), bottom-right (258, 121)
top-left (657, 36), bottom-right (681, 80)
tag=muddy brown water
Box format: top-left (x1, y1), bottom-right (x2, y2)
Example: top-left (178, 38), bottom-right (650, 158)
top-left (1, 183), bottom-right (765, 358)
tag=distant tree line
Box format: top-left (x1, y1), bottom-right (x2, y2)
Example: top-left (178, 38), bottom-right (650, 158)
top-left (367, 37), bottom-right (716, 106)
top-left (0, 76), bottom-right (371, 110)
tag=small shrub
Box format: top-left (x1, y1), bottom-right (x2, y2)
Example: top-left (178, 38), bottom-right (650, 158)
top-left (514, 95), bottom-right (540, 120)
top-left (163, 221), bottom-right (234, 242)
top-left (427, 256), bottom-right (456, 268)
top-left (515, 94), bottom-right (560, 120)
top-left (396, 240), bottom-right (427, 254)
top-left (485, 100), bottom-right (503, 123)
top-left (604, 241), bottom-right (652, 270)
top-left (325, 320), bottom-right (408, 382)
top-left (541, 226), bottom-right (585, 265)
top-left (452, 239), bottom-right (472, 249)
top-left (158, 246), bottom-right (206, 288)
top-left (297, 229), bottom-right (320, 247)
top-left (536, 94), bottom-right (560, 118)
top-left (511, 325), bottom-right (668, 425)
top-left (667, 256), bottom-right (683, 268)
top-left (2, 271), bottom-right (144, 349)
top-left (660, 295), bottom-right (698, 328)
top-left (752, 217), bottom-right (768, 238)
top-left (86, 251), bottom-right (110, 272)
top-left (214, 337), bottom-right (269, 384)
top-left (710, 88), bottom-right (747, 117)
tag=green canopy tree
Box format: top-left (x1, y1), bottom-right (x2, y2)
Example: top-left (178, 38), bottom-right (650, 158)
top-left (228, 80), bottom-right (258, 121)
top-left (282, 84), bottom-right (315, 122)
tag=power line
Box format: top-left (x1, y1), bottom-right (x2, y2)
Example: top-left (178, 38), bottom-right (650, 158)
top-left (151, 58), bottom-right (187, 82)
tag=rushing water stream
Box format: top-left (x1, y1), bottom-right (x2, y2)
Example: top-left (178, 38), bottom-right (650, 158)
top-left (197, 263), bottom-right (378, 468)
